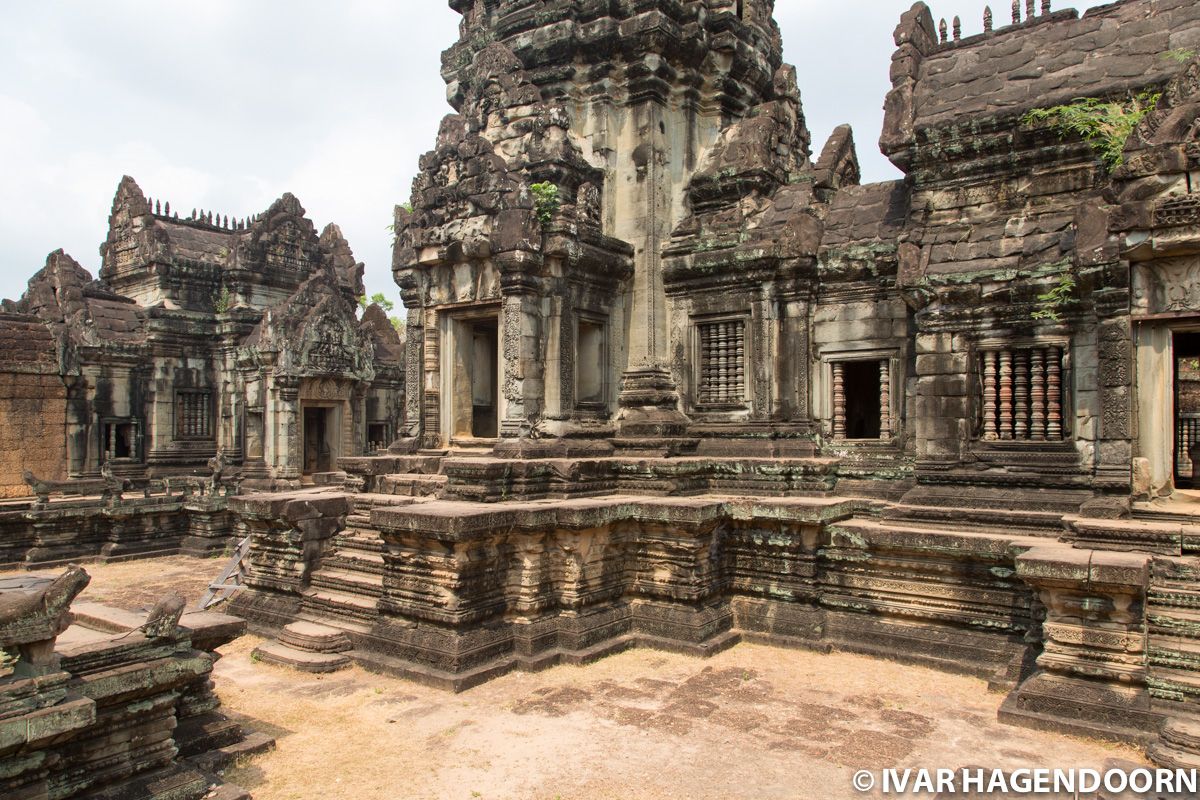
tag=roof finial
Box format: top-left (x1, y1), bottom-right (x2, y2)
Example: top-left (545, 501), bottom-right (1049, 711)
top-left (984, 5), bottom-right (993, 31)
top-left (164, 201), bottom-right (170, 216)
top-left (191, 208), bottom-right (197, 220)
top-left (1012, 0), bottom-right (1020, 23)
top-left (952, 15), bottom-right (962, 40)
top-left (939, 18), bottom-right (948, 42)
top-left (223, 214), bottom-right (229, 229)
top-left (155, 199), bottom-right (161, 215)
top-left (1026, 0), bottom-right (1035, 18)
top-left (1041, 0), bottom-right (1051, 14)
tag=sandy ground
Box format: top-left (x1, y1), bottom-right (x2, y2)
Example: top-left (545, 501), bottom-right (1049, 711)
top-left (4, 557), bottom-right (1151, 800)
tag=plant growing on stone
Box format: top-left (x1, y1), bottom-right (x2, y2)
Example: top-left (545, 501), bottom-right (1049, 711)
top-left (530, 182), bottom-right (561, 226)
top-left (1163, 48), bottom-right (1198, 64)
top-left (1031, 271), bottom-right (1078, 323)
top-left (1023, 90), bottom-right (1161, 171)
top-left (214, 286), bottom-right (233, 314)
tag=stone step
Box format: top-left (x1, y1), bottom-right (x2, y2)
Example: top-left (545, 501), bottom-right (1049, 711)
top-left (323, 551), bottom-right (386, 574)
top-left (296, 608), bottom-right (374, 635)
top-left (252, 641), bottom-right (351, 674)
top-left (310, 567), bottom-right (384, 596)
top-left (827, 515), bottom-right (1041, 551)
top-left (278, 621), bottom-right (352, 653)
top-left (1148, 716), bottom-right (1200, 769)
top-left (200, 784), bottom-right (252, 800)
top-left (174, 712), bottom-right (246, 758)
top-left (335, 530), bottom-right (386, 552)
top-left (1064, 516), bottom-right (1186, 555)
top-left (301, 587), bottom-right (379, 622)
top-left (1148, 585), bottom-right (1200, 608)
top-left (1148, 665), bottom-right (1200, 700)
top-left (883, 503), bottom-right (1063, 533)
top-left (187, 731), bottom-right (276, 775)
top-left (1148, 633), bottom-right (1200, 661)
top-left (354, 492), bottom-right (420, 508)
top-left (378, 473), bottom-right (448, 498)
top-left (1148, 605), bottom-right (1200, 637)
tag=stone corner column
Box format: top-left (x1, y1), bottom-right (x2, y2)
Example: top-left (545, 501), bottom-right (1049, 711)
top-left (1001, 545), bottom-right (1155, 740)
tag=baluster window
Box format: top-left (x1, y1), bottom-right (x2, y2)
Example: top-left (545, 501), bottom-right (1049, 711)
top-left (697, 320), bottom-right (746, 406)
top-left (176, 391), bottom-right (214, 440)
top-left (979, 345), bottom-right (1067, 441)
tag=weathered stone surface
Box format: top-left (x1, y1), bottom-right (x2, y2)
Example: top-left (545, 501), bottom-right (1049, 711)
top-left (0, 568), bottom-right (269, 799)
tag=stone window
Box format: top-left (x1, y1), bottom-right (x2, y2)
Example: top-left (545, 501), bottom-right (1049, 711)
top-left (977, 345), bottom-right (1066, 441)
top-left (367, 423), bottom-right (390, 452)
top-left (576, 317), bottom-right (607, 406)
top-left (102, 419), bottom-right (138, 462)
top-left (697, 319), bottom-right (746, 406)
top-left (176, 390), bottom-right (214, 440)
top-left (831, 359), bottom-right (893, 441)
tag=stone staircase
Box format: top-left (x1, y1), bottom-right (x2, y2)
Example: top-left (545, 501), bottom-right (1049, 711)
top-left (253, 621), bottom-right (353, 673)
top-left (252, 493), bottom-right (410, 672)
top-left (1146, 557), bottom-right (1200, 768)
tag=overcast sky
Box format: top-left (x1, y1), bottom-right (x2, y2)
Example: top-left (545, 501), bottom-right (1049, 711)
top-left (0, 0), bottom-right (1110, 307)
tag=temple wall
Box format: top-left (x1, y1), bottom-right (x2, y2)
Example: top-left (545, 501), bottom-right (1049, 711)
top-left (0, 313), bottom-right (67, 498)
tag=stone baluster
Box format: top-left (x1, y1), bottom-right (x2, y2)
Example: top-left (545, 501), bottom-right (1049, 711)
top-left (1047, 347), bottom-right (1063, 439)
top-left (999, 350), bottom-right (1014, 440)
top-left (1015, 349), bottom-right (1029, 439)
top-left (983, 351), bottom-right (998, 440)
top-left (719, 322), bottom-right (731, 403)
top-left (1030, 348), bottom-right (1046, 440)
top-left (1041, 0), bottom-right (1051, 15)
top-left (1026, 0), bottom-right (1035, 20)
top-left (879, 359), bottom-right (892, 440)
top-left (735, 322), bottom-right (745, 401)
top-left (952, 16), bottom-right (961, 41)
top-left (1012, 0), bottom-right (1020, 24)
top-left (939, 18), bottom-right (948, 43)
top-left (984, 5), bottom-right (993, 32)
top-left (832, 362), bottom-right (846, 440)
top-left (108, 424), bottom-right (117, 461)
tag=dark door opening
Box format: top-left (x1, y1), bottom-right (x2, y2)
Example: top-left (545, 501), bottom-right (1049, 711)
top-left (1174, 332), bottom-right (1200, 488)
top-left (471, 320), bottom-right (499, 438)
top-left (303, 407), bottom-right (333, 474)
top-left (844, 361), bottom-right (882, 440)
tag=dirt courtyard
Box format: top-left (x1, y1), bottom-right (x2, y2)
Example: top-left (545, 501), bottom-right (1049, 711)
top-left (6, 556), bottom-right (1150, 800)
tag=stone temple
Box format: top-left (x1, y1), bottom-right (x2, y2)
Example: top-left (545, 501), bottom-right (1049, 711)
top-left (5, 0), bottom-right (1200, 795)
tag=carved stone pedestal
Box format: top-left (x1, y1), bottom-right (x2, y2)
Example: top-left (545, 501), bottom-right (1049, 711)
top-left (613, 365), bottom-right (696, 455)
top-left (1001, 546), bottom-right (1159, 743)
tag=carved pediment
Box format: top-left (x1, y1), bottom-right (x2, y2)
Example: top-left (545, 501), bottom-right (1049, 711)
top-left (1132, 257), bottom-right (1200, 315)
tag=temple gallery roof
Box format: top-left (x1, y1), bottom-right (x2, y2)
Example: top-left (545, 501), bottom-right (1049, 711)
top-left (912, 0), bottom-right (1200, 129)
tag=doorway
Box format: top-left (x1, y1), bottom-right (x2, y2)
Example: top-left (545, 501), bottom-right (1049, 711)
top-left (843, 361), bottom-right (882, 440)
top-left (1175, 332), bottom-right (1200, 488)
top-left (447, 313), bottom-right (500, 442)
top-left (303, 406), bottom-right (334, 474)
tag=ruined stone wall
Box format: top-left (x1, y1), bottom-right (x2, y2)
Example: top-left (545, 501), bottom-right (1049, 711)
top-left (0, 313), bottom-right (67, 497)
